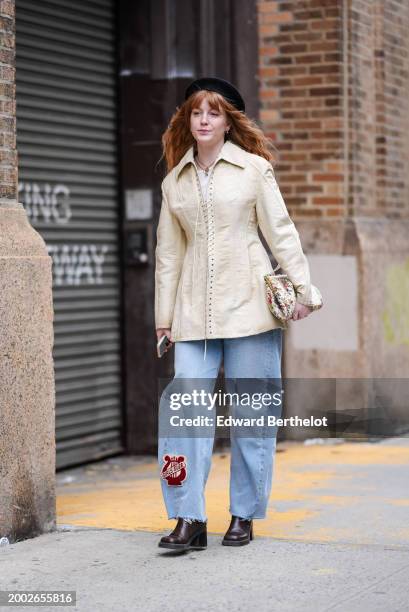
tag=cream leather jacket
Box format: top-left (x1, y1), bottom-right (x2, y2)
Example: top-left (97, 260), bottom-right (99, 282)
top-left (155, 140), bottom-right (323, 357)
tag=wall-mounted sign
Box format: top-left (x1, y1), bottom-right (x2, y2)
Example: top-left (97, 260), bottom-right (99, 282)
top-left (125, 188), bottom-right (152, 220)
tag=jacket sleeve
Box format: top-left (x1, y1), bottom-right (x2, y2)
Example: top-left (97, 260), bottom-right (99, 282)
top-left (256, 162), bottom-right (323, 309)
top-left (154, 182), bottom-right (187, 329)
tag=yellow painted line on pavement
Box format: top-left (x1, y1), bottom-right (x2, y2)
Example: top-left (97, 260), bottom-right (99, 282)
top-left (56, 443), bottom-right (409, 542)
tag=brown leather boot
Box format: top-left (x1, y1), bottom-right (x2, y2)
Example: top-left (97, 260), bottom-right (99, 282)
top-left (222, 515), bottom-right (253, 546)
top-left (158, 518), bottom-right (207, 551)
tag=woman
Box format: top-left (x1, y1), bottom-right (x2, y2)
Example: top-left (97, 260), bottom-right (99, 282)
top-left (155, 77), bottom-right (323, 551)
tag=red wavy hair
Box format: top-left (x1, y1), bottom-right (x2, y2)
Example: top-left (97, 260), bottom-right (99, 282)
top-left (158, 89), bottom-right (279, 175)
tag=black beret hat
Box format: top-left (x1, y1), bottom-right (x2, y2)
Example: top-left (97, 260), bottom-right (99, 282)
top-left (184, 77), bottom-right (245, 113)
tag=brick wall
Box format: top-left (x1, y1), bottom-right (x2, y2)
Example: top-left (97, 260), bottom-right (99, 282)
top-left (344, 0), bottom-right (409, 218)
top-left (0, 0), bottom-right (17, 203)
top-left (257, 0), bottom-right (344, 220)
top-left (372, 0), bottom-right (409, 218)
top-left (257, 0), bottom-right (409, 221)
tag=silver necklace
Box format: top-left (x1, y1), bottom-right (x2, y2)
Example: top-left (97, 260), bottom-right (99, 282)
top-left (195, 154), bottom-right (217, 176)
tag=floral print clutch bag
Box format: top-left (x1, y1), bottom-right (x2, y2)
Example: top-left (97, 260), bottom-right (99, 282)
top-left (264, 264), bottom-right (324, 328)
top-left (264, 266), bottom-right (296, 328)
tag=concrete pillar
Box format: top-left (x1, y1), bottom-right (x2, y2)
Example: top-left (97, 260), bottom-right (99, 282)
top-left (0, 0), bottom-right (55, 541)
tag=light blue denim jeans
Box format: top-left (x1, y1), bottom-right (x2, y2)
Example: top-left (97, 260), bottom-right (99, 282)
top-left (157, 328), bottom-right (283, 523)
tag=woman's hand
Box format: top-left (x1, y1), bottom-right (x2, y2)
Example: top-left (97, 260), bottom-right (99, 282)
top-left (291, 302), bottom-right (313, 321)
top-left (156, 328), bottom-right (173, 354)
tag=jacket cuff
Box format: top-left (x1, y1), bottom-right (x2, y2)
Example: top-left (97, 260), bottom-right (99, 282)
top-left (294, 284), bottom-right (324, 310)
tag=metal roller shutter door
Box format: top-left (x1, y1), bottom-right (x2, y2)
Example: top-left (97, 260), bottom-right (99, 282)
top-left (15, 0), bottom-right (124, 468)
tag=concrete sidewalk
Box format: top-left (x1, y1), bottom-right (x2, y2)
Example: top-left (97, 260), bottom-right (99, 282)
top-left (1, 437), bottom-right (409, 611)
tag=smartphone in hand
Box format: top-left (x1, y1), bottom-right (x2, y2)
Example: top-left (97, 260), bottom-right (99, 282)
top-left (157, 334), bottom-right (171, 358)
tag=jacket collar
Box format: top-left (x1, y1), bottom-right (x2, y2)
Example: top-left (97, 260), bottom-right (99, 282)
top-left (175, 140), bottom-right (247, 180)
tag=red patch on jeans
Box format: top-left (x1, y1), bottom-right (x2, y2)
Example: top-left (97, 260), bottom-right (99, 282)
top-left (161, 454), bottom-right (187, 486)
